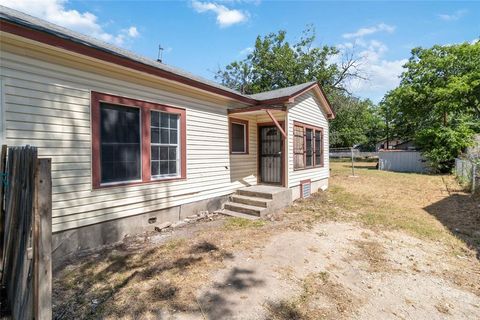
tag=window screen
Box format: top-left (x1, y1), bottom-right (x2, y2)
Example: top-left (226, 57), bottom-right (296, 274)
top-left (151, 111), bottom-right (180, 177)
top-left (293, 125), bottom-right (305, 169)
top-left (100, 103), bottom-right (141, 183)
top-left (305, 128), bottom-right (314, 167)
top-left (315, 130), bottom-right (322, 166)
top-left (231, 122), bottom-right (246, 153)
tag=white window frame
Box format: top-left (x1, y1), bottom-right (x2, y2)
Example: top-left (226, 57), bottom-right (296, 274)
top-left (230, 121), bottom-right (247, 154)
top-left (151, 111), bottom-right (181, 179)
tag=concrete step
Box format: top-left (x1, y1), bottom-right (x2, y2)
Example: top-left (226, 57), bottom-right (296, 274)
top-left (216, 209), bottom-right (260, 220)
top-left (224, 202), bottom-right (266, 217)
top-left (236, 189), bottom-right (274, 199)
top-left (230, 194), bottom-right (271, 208)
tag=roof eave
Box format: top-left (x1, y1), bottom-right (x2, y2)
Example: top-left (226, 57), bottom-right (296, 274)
top-left (0, 19), bottom-right (258, 105)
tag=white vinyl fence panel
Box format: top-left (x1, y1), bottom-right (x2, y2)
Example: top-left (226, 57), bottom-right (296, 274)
top-left (379, 151), bottom-right (429, 173)
top-left (455, 158), bottom-right (478, 193)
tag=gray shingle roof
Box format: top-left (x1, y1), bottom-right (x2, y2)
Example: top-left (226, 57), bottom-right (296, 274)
top-left (247, 81), bottom-right (317, 101)
top-left (0, 5), bottom-right (321, 106)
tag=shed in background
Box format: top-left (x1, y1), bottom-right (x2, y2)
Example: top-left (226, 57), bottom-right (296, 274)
top-left (379, 150), bottom-right (429, 173)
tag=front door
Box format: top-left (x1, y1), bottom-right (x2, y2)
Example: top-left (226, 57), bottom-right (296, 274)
top-left (259, 126), bottom-right (283, 184)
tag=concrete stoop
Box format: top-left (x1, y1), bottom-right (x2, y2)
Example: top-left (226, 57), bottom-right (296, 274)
top-left (217, 185), bottom-right (292, 220)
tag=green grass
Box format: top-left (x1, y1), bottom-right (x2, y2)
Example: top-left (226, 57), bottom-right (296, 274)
top-left (223, 217), bottom-right (266, 230)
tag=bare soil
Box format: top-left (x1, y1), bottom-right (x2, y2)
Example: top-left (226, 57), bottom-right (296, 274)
top-left (53, 162), bottom-right (480, 319)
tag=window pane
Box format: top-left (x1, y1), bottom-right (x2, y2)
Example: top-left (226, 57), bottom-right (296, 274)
top-left (160, 161), bottom-right (169, 175)
top-left (306, 128), bottom-right (313, 167)
top-left (169, 161), bottom-right (177, 174)
top-left (293, 126), bottom-right (305, 169)
top-left (151, 128), bottom-right (159, 144)
top-left (100, 103), bottom-right (140, 183)
top-left (151, 146), bottom-right (159, 161)
top-left (161, 129), bottom-right (169, 144)
top-left (231, 122), bottom-right (246, 153)
top-left (160, 146), bottom-right (168, 160)
top-left (170, 129), bottom-right (178, 144)
top-left (169, 147), bottom-right (177, 160)
top-left (151, 161), bottom-right (159, 176)
top-left (315, 130), bottom-right (322, 166)
top-left (160, 113), bottom-right (169, 128)
top-left (169, 114), bottom-right (178, 129)
top-left (151, 111), bottom-right (159, 127)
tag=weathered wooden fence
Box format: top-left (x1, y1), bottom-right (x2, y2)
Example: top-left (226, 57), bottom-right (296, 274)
top-left (455, 158), bottom-right (478, 194)
top-left (0, 146), bottom-right (52, 319)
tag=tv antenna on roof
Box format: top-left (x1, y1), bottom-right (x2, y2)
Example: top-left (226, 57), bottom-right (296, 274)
top-left (157, 44), bottom-right (164, 63)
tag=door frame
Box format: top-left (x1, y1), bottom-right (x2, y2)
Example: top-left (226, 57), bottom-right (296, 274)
top-left (257, 121), bottom-right (286, 187)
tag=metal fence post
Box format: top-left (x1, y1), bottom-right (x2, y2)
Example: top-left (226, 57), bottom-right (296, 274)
top-left (351, 147), bottom-right (355, 177)
top-left (472, 163), bottom-right (477, 194)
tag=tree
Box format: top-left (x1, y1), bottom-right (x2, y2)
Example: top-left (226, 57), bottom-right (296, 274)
top-left (216, 27), bottom-right (383, 148)
top-left (215, 26), bottom-right (364, 94)
top-left (329, 93), bottom-right (384, 149)
top-left (381, 41), bottom-right (480, 172)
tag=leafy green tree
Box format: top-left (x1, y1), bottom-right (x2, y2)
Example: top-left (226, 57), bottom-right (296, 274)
top-left (329, 93), bottom-right (384, 149)
top-left (215, 27), bottom-right (363, 94)
top-left (381, 41), bottom-right (480, 172)
top-left (216, 27), bottom-right (382, 148)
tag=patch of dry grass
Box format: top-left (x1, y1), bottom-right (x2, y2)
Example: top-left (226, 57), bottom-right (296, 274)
top-left (53, 218), bottom-right (279, 319)
top-left (265, 271), bottom-right (359, 320)
top-left (53, 160), bottom-right (479, 319)
top-left (326, 161), bottom-right (478, 256)
top-left (353, 240), bottom-right (390, 272)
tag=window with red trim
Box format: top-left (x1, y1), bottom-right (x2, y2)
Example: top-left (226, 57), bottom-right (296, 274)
top-left (229, 118), bottom-right (249, 154)
top-left (91, 92), bottom-right (186, 189)
top-left (293, 122), bottom-right (324, 170)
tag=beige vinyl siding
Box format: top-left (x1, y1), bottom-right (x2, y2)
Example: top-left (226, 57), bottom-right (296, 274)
top-left (0, 38), bottom-right (254, 233)
top-left (229, 114), bottom-right (258, 186)
top-left (287, 92), bottom-right (329, 187)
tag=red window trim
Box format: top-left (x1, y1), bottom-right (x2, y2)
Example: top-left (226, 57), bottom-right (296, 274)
top-left (91, 91), bottom-right (187, 189)
top-left (229, 118), bottom-right (249, 154)
top-left (293, 120), bottom-right (324, 171)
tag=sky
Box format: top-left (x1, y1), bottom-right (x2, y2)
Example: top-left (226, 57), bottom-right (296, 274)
top-left (1, 0), bottom-right (478, 103)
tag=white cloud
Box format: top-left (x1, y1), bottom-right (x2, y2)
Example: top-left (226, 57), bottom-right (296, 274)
top-left (438, 9), bottom-right (467, 21)
top-left (0, 0), bottom-right (140, 46)
top-left (342, 23), bottom-right (395, 39)
top-left (338, 39), bottom-right (406, 102)
top-left (127, 26), bottom-right (139, 38)
top-left (191, 0), bottom-right (248, 27)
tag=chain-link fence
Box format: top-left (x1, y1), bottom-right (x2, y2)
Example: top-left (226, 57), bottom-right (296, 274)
top-left (455, 158), bottom-right (478, 194)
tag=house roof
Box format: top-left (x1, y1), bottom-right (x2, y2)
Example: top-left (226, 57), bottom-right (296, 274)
top-left (0, 5), bottom-right (334, 117)
top-left (247, 81), bottom-right (318, 101)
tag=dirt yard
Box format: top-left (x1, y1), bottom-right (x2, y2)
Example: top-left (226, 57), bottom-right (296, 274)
top-left (53, 161), bottom-right (480, 320)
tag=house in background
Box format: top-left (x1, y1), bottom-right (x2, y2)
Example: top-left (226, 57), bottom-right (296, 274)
top-left (0, 6), bottom-right (334, 259)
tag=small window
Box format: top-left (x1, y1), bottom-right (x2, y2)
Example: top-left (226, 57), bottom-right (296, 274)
top-left (293, 122), bottom-right (324, 170)
top-left (151, 111), bottom-right (180, 178)
top-left (294, 125), bottom-right (305, 169)
top-left (305, 128), bottom-right (314, 167)
top-left (230, 119), bottom-right (248, 154)
top-left (315, 130), bottom-right (322, 166)
top-left (100, 103), bottom-right (141, 184)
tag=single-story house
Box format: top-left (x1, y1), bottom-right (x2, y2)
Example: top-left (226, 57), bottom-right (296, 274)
top-left (0, 6), bottom-right (334, 257)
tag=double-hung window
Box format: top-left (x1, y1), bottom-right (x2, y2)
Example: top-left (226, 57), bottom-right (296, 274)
top-left (151, 111), bottom-right (180, 178)
top-left (92, 92), bottom-right (186, 188)
top-left (293, 121), bottom-right (324, 170)
top-left (229, 118), bottom-right (249, 154)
